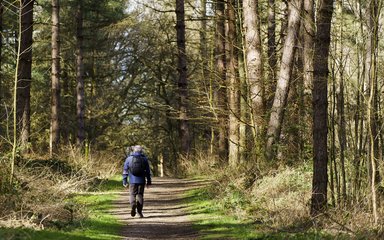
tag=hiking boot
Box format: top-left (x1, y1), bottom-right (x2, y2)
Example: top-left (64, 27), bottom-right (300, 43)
top-left (138, 212), bottom-right (144, 218)
top-left (136, 201), bottom-right (143, 217)
top-left (130, 205), bottom-right (136, 217)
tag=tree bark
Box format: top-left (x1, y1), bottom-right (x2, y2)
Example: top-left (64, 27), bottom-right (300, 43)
top-left (200, 0), bottom-right (213, 155)
top-left (238, 49), bottom-right (247, 163)
top-left (267, 0), bottom-right (276, 108)
top-left (176, 0), bottom-right (191, 156)
top-left (337, 71), bottom-right (347, 204)
top-left (265, 0), bottom-right (303, 160)
top-left (311, 0), bottom-right (334, 215)
top-left (303, 0), bottom-right (314, 93)
top-left (17, 0), bottom-right (34, 152)
top-left (61, 61), bottom-right (70, 144)
top-left (215, 0), bottom-right (228, 162)
top-left (0, 0), bottom-right (3, 108)
top-left (336, 0), bottom-right (347, 204)
top-left (330, 62), bottom-right (338, 206)
top-left (0, 0), bottom-right (3, 137)
top-left (243, 0), bottom-right (264, 150)
top-left (365, 0), bottom-right (379, 225)
top-left (352, 0), bottom-right (365, 203)
top-left (76, 2), bottom-right (85, 146)
top-left (300, 0), bottom-right (314, 161)
top-left (200, 0), bottom-right (207, 80)
top-left (289, 30), bottom-right (304, 161)
top-left (227, 0), bottom-right (240, 166)
top-left (303, 0), bottom-right (314, 136)
top-left (51, 0), bottom-right (61, 155)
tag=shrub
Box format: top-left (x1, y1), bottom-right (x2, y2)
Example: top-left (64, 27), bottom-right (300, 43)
top-left (0, 149), bottom-right (120, 230)
top-left (250, 166), bottom-right (312, 228)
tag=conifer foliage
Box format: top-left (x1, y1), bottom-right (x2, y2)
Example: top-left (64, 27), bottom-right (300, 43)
top-left (0, 0), bottom-right (384, 229)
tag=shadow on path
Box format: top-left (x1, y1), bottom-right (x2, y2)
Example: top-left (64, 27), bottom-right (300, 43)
top-left (110, 177), bottom-right (206, 240)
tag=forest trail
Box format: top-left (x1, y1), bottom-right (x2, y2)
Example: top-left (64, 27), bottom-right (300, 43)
top-left (111, 177), bottom-right (206, 240)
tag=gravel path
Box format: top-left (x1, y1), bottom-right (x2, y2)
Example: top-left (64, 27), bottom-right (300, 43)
top-left (111, 177), bottom-right (206, 240)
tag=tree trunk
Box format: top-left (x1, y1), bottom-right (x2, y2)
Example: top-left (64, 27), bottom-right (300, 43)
top-left (238, 49), bottom-right (247, 163)
top-left (11, 0), bottom-right (22, 185)
top-left (267, 0), bottom-right (276, 109)
top-left (200, 0), bottom-right (213, 155)
top-left (265, 0), bottom-right (303, 160)
top-left (76, 2), bottom-right (85, 146)
top-left (352, 0), bottom-right (365, 203)
top-left (289, 30), bottom-right (304, 161)
top-left (302, 0), bottom-right (314, 144)
top-left (61, 60), bottom-right (70, 144)
top-left (0, 0), bottom-right (3, 108)
top-left (336, 0), bottom-right (347, 204)
top-left (17, 0), bottom-right (34, 152)
top-left (311, 0), bottom-right (334, 215)
top-left (243, 0), bottom-right (264, 158)
top-left (0, 0), bottom-right (3, 137)
top-left (303, 0), bottom-right (314, 93)
top-left (227, 0), bottom-right (240, 166)
top-left (330, 62), bottom-right (338, 205)
top-left (200, 0), bottom-right (207, 80)
top-left (366, 0), bottom-right (379, 225)
top-left (176, 0), bottom-right (190, 156)
top-left (50, 0), bottom-right (61, 156)
top-left (215, 0), bottom-right (228, 162)
top-left (337, 72), bottom-right (347, 204)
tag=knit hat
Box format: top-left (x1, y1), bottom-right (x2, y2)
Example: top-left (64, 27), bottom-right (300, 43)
top-left (133, 145), bottom-right (143, 153)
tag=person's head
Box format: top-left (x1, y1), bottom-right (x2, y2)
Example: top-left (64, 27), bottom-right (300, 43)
top-left (132, 145), bottom-right (143, 153)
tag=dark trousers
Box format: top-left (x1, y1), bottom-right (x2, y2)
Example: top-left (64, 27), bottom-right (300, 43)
top-left (129, 184), bottom-right (145, 212)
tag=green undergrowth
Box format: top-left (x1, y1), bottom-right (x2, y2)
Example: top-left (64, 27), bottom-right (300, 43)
top-left (0, 175), bottom-right (123, 240)
top-left (186, 184), bottom-right (338, 240)
top-left (186, 187), bottom-right (260, 239)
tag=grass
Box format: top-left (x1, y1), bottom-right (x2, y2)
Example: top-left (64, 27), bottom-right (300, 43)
top-left (186, 188), bottom-right (339, 240)
top-left (0, 175), bottom-right (124, 240)
top-left (185, 187), bottom-right (263, 239)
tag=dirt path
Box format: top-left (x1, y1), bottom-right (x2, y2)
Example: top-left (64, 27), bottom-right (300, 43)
top-left (111, 177), bottom-right (206, 240)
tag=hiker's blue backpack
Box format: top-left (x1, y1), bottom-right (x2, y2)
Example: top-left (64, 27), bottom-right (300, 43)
top-left (129, 155), bottom-right (145, 176)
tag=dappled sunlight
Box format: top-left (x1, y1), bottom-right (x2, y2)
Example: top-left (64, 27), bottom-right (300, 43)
top-left (111, 177), bottom-right (204, 239)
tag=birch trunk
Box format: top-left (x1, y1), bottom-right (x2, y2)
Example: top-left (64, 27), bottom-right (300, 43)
top-left (265, 0), bottom-right (303, 160)
top-left (50, 0), bottom-right (61, 155)
top-left (243, 0), bottom-right (264, 147)
top-left (303, 0), bottom-right (314, 93)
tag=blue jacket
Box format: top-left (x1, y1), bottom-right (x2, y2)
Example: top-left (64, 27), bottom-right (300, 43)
top-left (122, 152), bottom-right (151, 185)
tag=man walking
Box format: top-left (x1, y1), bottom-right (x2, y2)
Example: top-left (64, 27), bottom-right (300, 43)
top-left (123, 145), bottom-right (152, 218)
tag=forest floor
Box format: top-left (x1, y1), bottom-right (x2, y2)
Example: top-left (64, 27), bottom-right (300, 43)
top-left (110, 177), bottom-right (207, 240)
